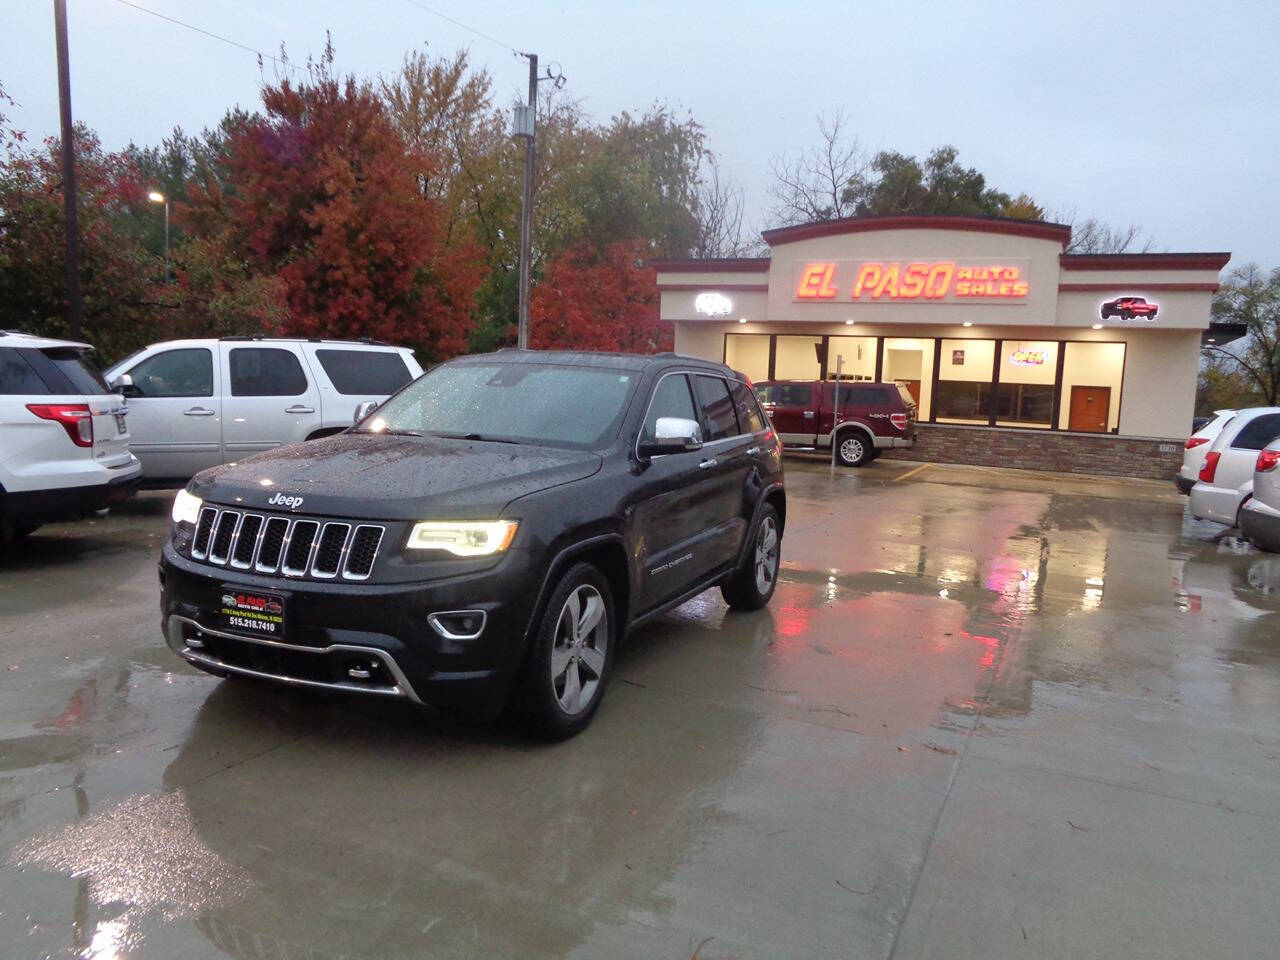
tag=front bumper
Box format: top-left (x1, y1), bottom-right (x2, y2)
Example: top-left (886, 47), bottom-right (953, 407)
top-left (1241, 500), bottom-right (1280, 552)
top-left (159, 541), bottom-right (543, 718)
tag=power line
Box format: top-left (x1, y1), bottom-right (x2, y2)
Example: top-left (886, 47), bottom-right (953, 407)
top-left (109, 0), bottom-right (305, 76)
top-left (400, 0), bottom-right (523, 56)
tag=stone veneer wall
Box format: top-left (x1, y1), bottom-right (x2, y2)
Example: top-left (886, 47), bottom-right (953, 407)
top-left (876, 423), bottom-right (1183, 480)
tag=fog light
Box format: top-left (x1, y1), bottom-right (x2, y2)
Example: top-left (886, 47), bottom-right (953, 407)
top-left (428, 610), bottom-right (487, 640)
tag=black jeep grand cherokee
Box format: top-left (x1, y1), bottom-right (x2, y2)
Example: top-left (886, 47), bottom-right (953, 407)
top-left (160, 351), bottom-right (785, 737)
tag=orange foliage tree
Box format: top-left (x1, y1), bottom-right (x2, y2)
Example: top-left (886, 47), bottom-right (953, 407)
top-left (530, 241), bottom-right (672, 352)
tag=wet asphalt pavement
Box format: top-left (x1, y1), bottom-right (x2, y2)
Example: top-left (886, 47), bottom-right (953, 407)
top-left (2, 458), bottom-right (1280, 959)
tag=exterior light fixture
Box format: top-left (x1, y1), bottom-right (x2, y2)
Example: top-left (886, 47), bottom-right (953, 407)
top-left (1091, 323), bottom-right (1103, 330)
top-left (147, 190), bottom-right (165, 203)
top-left (737, 317), bottom-right (748, 324)
top-left (962, 321), bottom-right (973, 328)
top-left (844, 319), bottom-right (854, 325)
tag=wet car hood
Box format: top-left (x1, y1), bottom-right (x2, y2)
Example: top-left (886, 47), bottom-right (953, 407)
top-left (188, 432), bottom-right (603, 520)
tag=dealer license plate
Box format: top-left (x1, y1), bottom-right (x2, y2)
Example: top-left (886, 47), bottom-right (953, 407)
top-left (114, 413), bottom-right (127, 434)
top-left (216, 589), bottom-right (287, 639)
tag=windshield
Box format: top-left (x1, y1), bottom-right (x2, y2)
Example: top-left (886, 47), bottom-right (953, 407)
top-left (358, 361), bottom-right (638, 449)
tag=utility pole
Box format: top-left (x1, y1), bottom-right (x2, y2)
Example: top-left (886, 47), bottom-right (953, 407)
top-left (516, 53), bottom-right (537, 350)
top-left (53, 0), bottom-right (83, 339)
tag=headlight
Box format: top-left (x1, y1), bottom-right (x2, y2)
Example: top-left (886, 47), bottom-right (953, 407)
top-left (171, 488), bottom-right (203, 526)
top-left (405, 520), bottom-right (518, 556)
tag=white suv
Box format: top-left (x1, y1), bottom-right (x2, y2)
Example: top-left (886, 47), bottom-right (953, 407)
top-left (0, 331), bottom-right (142, 545)
top-left (1189, 408), bottom-right (1280, 527)
top-left (103, 337), bottom-right (423, 483)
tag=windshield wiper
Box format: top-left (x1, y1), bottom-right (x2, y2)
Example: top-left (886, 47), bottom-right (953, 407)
top-left (432, 431), bottom-right (521, 445)
top-left (356, 428), bottom-right (424, 437)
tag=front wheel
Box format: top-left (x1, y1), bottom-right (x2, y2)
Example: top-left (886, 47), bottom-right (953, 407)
top-left (722, 504), bottom-right (781, 610)
top-left (836, 430), bottom-right (873, 467)
top-left (521, 563), bottom-right (615, 739)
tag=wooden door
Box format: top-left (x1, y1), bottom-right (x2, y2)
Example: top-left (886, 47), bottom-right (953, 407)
top-left (1069, 385), bottom-right (1111, 432)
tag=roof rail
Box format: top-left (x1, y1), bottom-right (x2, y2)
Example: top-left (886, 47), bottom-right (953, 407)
top-left (219, 334), bottom-right (392, 346)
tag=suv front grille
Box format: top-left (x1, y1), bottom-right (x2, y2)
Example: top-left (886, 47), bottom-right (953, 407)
top-left (191, 506), bottom-right (384, 581)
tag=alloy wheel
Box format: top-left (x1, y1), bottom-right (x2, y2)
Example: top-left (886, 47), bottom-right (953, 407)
top-left (840, 436), bottom-right (864, 464)
top-left (754, 515), bottom-right (780, 595)
top-left (550, 584), bottom-right (608, 715)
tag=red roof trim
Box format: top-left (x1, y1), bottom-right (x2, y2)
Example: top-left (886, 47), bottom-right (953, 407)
top-left (1060, 253), bottom-right (1231, 271)
top-left (657, 283), bottom-right (770, 292)
top-left (1059, 282), bottom-right (1220, 293)
top-left (760, 214), bottom-right (1072, 247)
top-left (650, 258), bottom-right (770, 274)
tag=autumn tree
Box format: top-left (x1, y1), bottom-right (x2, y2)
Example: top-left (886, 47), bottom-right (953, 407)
top-left (193, 43), bottom-right (485, 360)
top-left (530, 241), bottom-right (670, 352)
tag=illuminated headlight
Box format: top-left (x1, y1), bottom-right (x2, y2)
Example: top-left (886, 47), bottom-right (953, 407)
top-left (171, 488), bottom-right (203, 526)
top-left (406, 520), bottom-right (518, 557)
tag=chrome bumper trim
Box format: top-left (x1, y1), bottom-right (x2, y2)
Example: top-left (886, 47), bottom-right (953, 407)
top-left (165, 614), bottom-right (424, 704)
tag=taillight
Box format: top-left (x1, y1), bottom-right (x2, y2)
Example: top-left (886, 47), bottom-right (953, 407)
top-left (1257, 450), bottom-right (1280, 473)
top-left (1185, 436), bottom-right (1209, 450)
top-left (889, 412), bottom-right (908, 431)
top-left (26, 403), bottom-right (93, 447)
top-left (1199, 451), bottom-right (1220, 483)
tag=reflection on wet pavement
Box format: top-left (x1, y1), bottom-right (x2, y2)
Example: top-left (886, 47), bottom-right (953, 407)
top-left (1, 470), bottom-right (1279, 959)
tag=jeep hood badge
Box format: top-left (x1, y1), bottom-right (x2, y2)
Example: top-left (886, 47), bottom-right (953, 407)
top-left (268, 492), bottom-right (304, 509)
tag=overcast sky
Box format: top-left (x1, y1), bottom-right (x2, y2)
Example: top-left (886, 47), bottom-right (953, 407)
top-left (4, 0), bottom-right (1277, 268)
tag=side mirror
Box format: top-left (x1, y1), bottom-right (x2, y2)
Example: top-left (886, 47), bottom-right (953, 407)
top-left (111, 373), bottom-right (135, 396)
top-left (637, 416), bottom-right (703, 459)
top-left (353, 400), bottom-right (379, 424)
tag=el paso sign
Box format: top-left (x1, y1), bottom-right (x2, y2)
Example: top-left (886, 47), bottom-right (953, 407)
top-left (794, 258), bottom-right (1030, 304)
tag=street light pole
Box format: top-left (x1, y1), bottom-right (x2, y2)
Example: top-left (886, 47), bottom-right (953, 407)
top-left (516, 53), bottom-right (537, 351)
top-left (53, 0), bottom-right (83, 339)
top-left (148, 191), bottom-right (170, 282)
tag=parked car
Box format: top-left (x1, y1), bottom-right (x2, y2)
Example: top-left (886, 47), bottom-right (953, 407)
top-left (104, 337), bottom-right (423, 484)
top-left (1177, 409), bottom-right (1234, 494)
top-left (754, 378), bottom-right (916, 467)
top-left (1189, 407), bottom-right (1280, 526)
top-left (0, 331), bottom-right (141, 545)
top-left (1100, 296), bottom-right (1158, 320)
top-left (1240, 439), bottom-right (1280, 551)
top-left (159, 351), bottom-right (785, 738)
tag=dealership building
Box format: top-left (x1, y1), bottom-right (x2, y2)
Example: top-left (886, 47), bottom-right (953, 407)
top-left (654, 215), bottom-right (1233, 479)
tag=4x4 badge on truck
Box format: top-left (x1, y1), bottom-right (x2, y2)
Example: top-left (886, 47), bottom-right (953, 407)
top-left (267, 492), bottom-right (304, 509)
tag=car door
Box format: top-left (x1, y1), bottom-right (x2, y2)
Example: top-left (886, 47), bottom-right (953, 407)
top-left (118, 346), bottom-right (221, 480)
top-left (628, 372), bottom-right (726, 612)
top-left (759, 382), bottom-right (816, 445)
top-left (220, 345), bottom-right (323, 461)
top-left (689, 373), bottom-right (755, 573)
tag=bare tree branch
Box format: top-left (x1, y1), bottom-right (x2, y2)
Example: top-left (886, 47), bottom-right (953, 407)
top-left (766, 110), bottom-right (869, 226)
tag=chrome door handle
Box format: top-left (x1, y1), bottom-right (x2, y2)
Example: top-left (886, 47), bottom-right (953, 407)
top-left (803, 411), bottom-right (815, 418)
top-left (747, 446), bottom-right (761, 456)
top-left (182, 407), bottom-right (215, 417)
top-left (285, 405), bottom-right (316, 414)
top-left (698, 458), bottom-right (718, 469)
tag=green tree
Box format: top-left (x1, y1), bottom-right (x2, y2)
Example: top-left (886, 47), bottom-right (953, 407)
top-left (1203, 264), bottom-right (1280, 405)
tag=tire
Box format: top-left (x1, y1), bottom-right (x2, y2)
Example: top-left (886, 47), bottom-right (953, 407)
top-left (835, 429), bottom-right (874, 467)
top-left (520, 562), bottom-right (615, 739)
top-left (1121, 309), bottom-right (1132, 320)
top-left (721, 503), bottom-right (782, 611)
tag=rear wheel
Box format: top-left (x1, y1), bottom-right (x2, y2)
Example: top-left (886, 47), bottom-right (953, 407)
top-left (521, 563), bottom-right (615, 739)
top-left (722, 504), bottom-right (781, 610)
top-left (836, 430), bottom-right (873, 467)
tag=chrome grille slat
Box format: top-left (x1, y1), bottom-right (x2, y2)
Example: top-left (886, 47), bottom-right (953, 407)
top-left (190, 507), bottom-right (383, 581)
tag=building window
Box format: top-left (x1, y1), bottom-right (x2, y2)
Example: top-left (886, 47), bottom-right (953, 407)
top-left (996, 340), bottom-right (1058, 428)
top-left (1060, 341), bottom-right (1125, 433)
top-left (826, 336), bottom-right (878, 380)
top-left (881, 337), bottom-right (934, 419)
top-left (724, 334), bottom-right (770, 382)
top-left (774, 335), bottom-right (823, 380)
top-left (935, 338), bottom-right (994, 424)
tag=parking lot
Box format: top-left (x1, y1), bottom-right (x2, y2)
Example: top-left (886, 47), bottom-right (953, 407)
top-left (2, 457), bottom-right (1279, 960)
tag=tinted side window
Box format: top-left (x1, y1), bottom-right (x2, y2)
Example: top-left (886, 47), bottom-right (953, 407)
top-left (729, 379), bottom-right (766, 434)
top-left (693, 374), bottom-right (739, 440)
top-left (40, 348), bottom-right (109, 394)
top-left (1232, 414), bottom-right (1280, 451)
top-left (774, 384), bottom-right (813, 407)
top-left (315, 349), bottom-right (413, 395)
top-left (0, 349), bottom-right (49, 395)
top-left (840, 385), bottom-right (886, 406)
top-left (643, 373), bottom-right (698, 441)
top-left (229, 348), bottom-right (308, 397)
top-left (127, 348), bottom-right (213, 398)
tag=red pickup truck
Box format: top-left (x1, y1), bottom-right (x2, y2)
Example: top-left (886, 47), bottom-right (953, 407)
top-left (755, 379), bottom-right (917, 467)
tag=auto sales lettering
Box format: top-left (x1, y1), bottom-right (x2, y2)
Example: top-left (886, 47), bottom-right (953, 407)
top-left (794, 259), bottom-right (1030, 303)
